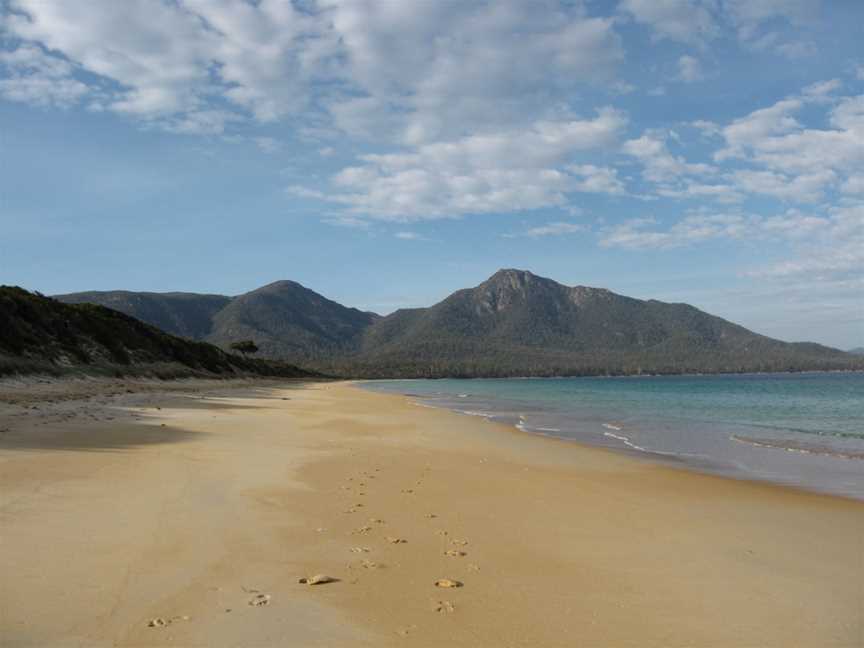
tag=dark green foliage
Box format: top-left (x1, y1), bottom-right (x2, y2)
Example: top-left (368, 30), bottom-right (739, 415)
top-left (230, 340), bottom-right (259, 355)
top-left (50, 270), bottom-right (864, 379)
top-left (0, 286), bottom-right (319, 379)
top-left (206, 280), bottom-right (378, 360)
top-left (319, 269), bottom-right (864, 377)
top-left (54, 290), bottom-right (231, 339)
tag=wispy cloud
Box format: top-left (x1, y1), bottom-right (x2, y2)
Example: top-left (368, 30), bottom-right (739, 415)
top-left (503, 221), bottom-right (588, 238)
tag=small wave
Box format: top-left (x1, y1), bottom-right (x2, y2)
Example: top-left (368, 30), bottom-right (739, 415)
top-left (457, 394), bottom-right (469, 398)
top-left (602, 430), bottom-right (651, 453)
top-left (602, 423), bottom-right (623, 431)
top-left (731, 435), bottom-right (864, 461)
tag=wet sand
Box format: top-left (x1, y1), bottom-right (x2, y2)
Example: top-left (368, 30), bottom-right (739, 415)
top-left (1, 380), bottom-right (862, 647)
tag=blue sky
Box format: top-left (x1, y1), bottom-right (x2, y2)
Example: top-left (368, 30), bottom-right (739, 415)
top-left (0, 0), bottom-right (861, 348)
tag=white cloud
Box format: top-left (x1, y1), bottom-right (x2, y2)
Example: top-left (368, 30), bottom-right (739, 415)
top-left (623, 131), bottom-right (714, 183)
top-left (747, 205), bottom-right (864, 282)
top-left (802, 78), bottom-right (842, 102)
top-left (714, 97), bottom-right (803, 161)
top-left (504, 221), bottom-right (588, 238)
top-left (254, 137), bottom-right (282, 154)
top-left (677, 55), bottom-right (703, 82)
top-left (774, 40), bottom-right (816, 60)
top-left (394, 231), bottom-right (423, 240)
top-left (724, 0), bottom-right (817, 58)
top-left (600, 213), bottom-right (752, 249)
top-left (305, 108), bottom-right (628, 221)
top-left (599, 208), bottom-right (834, 250)
top-left (2, 0), bottom-right (623, 144)
top-left (656, 183), bottom-right (743, 204)
top-left (619, 0), bottom-right (718, 45)
top-left (567, 165), bottom-right (626, 195)
top-left (729, 169), bottom-right (836, 203)
top-left (321, 0), bottom-right (623, 144)
top-left (842, 174), bottom-right (864, 195)
top-left (0, 44), bottom-right (89, 107)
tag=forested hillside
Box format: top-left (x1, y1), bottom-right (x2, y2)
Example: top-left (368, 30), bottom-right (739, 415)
top-left (1, 286), bottom-right (319, 379)
top-left (53, 270), bottom-right (864, 378)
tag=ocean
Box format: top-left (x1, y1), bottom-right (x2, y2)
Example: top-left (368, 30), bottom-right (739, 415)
top-left (363, 372), bottom-right (864, 500)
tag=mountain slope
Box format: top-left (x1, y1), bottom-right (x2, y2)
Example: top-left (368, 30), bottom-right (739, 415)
top-left (55, 290), bottom-right (231, 339)
top-left (338, 269), bottom-right (861, 377)
top-left (205, 280), bottom-right (379, 361)
top-left (0, 286), bottom-right (318, 379)
top-left (57, 281), bottom-right (379, 363)
top-left (51, 270), bottom-right (862, 378)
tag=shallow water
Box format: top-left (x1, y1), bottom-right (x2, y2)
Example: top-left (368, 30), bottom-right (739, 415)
top-left (363, 373), bottom-right (864, 500)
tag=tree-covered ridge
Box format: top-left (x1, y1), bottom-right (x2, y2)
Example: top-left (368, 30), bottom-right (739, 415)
top-left (52, 270), bottom-right (864, 378)
top-left (0, 286), bottom-right (318, 379)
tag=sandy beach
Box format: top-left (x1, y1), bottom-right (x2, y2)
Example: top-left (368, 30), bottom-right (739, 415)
top-left (1, 379), bottom-right (862, 647)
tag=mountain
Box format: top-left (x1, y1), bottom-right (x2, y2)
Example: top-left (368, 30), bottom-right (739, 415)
top-left (0, 286), bottom-right (318, 379)
top-left (57, 281), bottom-right (378, 363)
top-left (205, 281), bottom-right (378, 361)
top-left (848, 347), bottom-right (864, 356)
top-left (341, 269), bottom-right (862, 377)
top-left (54, 290), bottom-right (231, 339)
top-left (53, 270), bottom-right (863, 378)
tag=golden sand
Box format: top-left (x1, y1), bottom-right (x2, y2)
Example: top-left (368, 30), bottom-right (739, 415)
top-left (1, 381), bottom-right (861, 646)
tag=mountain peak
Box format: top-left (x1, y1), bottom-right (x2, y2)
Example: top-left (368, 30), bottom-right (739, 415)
top-left (488, 268), bottom-right (538, 281)
top-left (483, 268), bottom-right (552, 290)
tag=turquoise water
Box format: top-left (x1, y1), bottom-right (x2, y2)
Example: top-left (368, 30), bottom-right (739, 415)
top-left (364, 373), bottom-right (864, 499)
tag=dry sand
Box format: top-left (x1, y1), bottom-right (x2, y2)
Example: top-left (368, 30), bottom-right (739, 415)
top-left (0, 380), bottom-right (862, 647)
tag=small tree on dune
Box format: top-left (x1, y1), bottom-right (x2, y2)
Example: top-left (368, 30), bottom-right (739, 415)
top-left (230, 340), bottom-right (259, 357)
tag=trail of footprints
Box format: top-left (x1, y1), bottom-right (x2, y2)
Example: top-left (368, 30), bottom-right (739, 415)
top-left (339, 463), bottom-right (477, 624)
top-left (146, 463), bottom-right (478, 632)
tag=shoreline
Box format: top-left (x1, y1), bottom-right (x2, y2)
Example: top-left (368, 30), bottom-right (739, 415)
top-left (390, 384), bottom-right (864, 507)
top-left (361, 375), bottom-right (864, 502)
top-left (1, 380), bottom-right (861, 646)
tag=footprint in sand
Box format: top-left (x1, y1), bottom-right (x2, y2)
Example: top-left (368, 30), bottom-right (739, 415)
top-left (352, 525), bottom-right (373, 534)
top-left (434, 600), bottom-right (456, 613)
top-left (360, 559), bottom-right (381, 569)
top-left (401, 489), bottom-right (414, 494)
top-left (444, 549), bottom-right (466, 557)
top-left (467, 564), bottom-right (480, 572)
top-left (425, 513), bottom-right (437, 519)
top-left (369, 518), bottom-right (385, 524)
top-left (146, 615), bottom-right (191, 628)
top-left (435, 579), bottom-right (463, 588)
top-left (248, 594), bottom-right (272, 606)
top-left (451, 539), bottom-right (469, 546)
top-left (350, 546), bottom-right (370, 553)
top-left (386, 537), bottom-right (407, 544)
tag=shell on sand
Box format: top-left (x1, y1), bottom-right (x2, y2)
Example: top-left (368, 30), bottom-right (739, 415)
top-left (299, 574), bottom-right (337, 585)
top-left (434, 579), bottom-right (463, 588)
top-left (248, 593), bottom-right (272, 605)
top-left (147, 618), bottom-right (168, 628)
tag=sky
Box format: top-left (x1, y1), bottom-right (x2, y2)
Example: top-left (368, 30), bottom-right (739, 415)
top-left (0, 0), bottom-right (862, 349)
